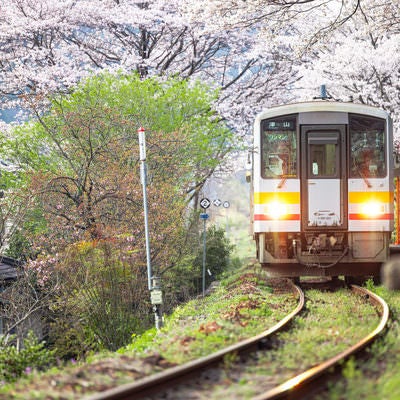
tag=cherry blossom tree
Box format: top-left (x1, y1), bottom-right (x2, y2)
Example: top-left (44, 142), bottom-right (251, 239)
top-left (291, 1), bottom-right (400, 135)
top-left (189, 0), bottom-right (399, 133)
top-left (0, 0), bottom-right (301, 257)
top-left (2, 0), bottom-right (398, 133)
top-left (181, 1), bottom-right (363, 49)
top-left (0, 0), bottom-right (297, 137)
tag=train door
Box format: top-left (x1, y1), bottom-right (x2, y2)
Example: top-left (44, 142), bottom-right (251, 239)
top-left (301, 125), bottom-right (347, 229)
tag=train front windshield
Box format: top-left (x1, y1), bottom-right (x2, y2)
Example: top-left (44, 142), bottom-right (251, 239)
top-left (261, 116), bottom-right (297, 178)
top-left (349, 115), bottom-right (386, 178)
top-left (260, 113), bottom-right (386, 180)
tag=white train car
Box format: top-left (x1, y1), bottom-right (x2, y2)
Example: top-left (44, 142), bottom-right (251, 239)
top-left (251, 101), bottom-right (394, 280)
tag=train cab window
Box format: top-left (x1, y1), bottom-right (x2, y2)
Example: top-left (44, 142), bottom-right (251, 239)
top-left (307, 132), bottom-right (339, 178)
top-left (349, 115), bottom-right (386, 178)
top-left (261, 116), bottom-right (297, 178)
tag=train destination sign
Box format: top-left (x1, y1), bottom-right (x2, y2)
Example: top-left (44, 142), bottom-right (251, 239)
top-left (262, 117), bottom-right (296, 132)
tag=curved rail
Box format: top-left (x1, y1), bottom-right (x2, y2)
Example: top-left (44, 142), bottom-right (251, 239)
top-left (85, 280), bottom-right (305, 400)
top-left (253, 284), bottom-right (389, 400)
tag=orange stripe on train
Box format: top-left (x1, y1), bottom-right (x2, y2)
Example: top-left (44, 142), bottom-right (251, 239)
top-left (349, 213), bottom-right (393, 220)
top-left (254, 214), bottom-right (300, 221)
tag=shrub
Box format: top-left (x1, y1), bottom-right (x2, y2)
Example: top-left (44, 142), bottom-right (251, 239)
top-left (49, 240), bottom-right (152, 356)
top-left (0, 331), bottom-right (55, 383)
top-left (193, 225), bottom-right (235, 283)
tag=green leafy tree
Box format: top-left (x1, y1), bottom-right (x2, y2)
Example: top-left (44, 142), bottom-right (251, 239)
top-left (193, 225), bottom-right (235, 288)
top-left (0, 72), bottom-right (236, 354)
top-left (3, 72), bottom-right (235, 254)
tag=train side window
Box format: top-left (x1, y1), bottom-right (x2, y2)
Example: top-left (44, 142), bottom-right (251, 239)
top-left (261, 116), bottom-right (297, 179)
top-left (349, 115), bottom-right (386, 178)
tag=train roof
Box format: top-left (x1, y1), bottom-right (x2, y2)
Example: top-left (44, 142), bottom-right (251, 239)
top-left (255, 101), bottom-right (390, 122)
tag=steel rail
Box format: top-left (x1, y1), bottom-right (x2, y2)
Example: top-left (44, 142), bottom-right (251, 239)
top-left (85, 280), bottom-right (305, 400)
top-left (253, 284), bottom-right (389, 400)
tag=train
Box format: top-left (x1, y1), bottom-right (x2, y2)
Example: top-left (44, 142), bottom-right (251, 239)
top-left (250, 100), bottom-right (394, 281)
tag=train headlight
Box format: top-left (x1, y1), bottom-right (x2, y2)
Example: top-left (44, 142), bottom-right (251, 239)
top-left (361, 201), bottom-right (384, 217)
top-left (265, 201), bottom-right (288, 219)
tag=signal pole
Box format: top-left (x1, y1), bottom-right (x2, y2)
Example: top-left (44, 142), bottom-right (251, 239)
top-left (137, 126), bottom-right (163, 329)
top-left (200, 212), bottom-right (208, 297)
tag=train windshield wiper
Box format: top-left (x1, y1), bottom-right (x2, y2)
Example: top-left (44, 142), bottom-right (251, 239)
top-left (277, 174), bottom-right (287, 189)
top-left (356, 167), bottom-right (372, 188)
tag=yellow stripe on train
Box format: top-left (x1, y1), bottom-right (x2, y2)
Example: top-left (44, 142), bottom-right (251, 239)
top-left (254, 192), bottom-right (300, 205)
top-left (348, 191), bottom-right (393, 203)
top-left (255, 191), bottom-right (392, 206)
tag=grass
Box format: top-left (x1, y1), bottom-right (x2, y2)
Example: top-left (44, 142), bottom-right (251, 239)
top-left (2, 263), bottom-right (400, 399)
top-left (0, 264), bottom-right (297, 399)
top-left (193, 286), bottom-right (383, 399)
top-left (122, 266), bottom-right (297, 364)
top-left (318, 284), bottom-right (400, 400)
top-left (272, 289), bottom-right (378, 368)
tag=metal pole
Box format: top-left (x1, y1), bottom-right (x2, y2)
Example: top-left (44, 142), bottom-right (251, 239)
top-left (138, 127), bottom-right (163, 329)
top-left (202, 217), bottom-right (206, 296)
top-left (138, 127), bottom-right (152, 290)
top-left (200, 213), bottom-right (208, 297)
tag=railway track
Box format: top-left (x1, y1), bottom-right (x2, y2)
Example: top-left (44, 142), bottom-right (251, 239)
top-left (86, 279), bottom-right (305, 400)
top-left (85, 281), bottom-right (388, 400)
top-left (254, 284), bottom-right (389, 400)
